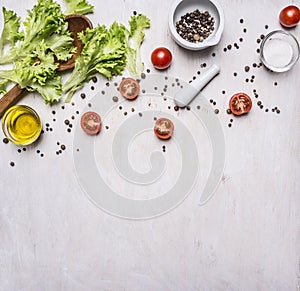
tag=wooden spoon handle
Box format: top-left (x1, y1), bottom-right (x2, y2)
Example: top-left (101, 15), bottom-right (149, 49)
top-left (0, 85), bottom-right (26, 118)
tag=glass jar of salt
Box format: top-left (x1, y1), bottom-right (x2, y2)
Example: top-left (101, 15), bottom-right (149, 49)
top-left (260, 30), bottom-right (299, 72)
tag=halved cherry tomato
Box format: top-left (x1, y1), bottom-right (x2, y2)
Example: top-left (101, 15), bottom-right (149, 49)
top-left (279, 5), bottom-right (300, 28)
top-left (229, 93), bottom-right (252, 116)
top-left (119, 78), bottom-right (140, 100)
top-left (151, 47), bottom-right (172, 70)
top-left (154, 118), bottom-right (174, 140)
top-left (81, 111), bottom-right (101, 135)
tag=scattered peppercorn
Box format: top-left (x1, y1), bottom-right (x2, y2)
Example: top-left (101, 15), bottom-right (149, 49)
top-left (3, 138), bottom-right (9, 144)
top-left (245, 66), bottom-right (250, 72)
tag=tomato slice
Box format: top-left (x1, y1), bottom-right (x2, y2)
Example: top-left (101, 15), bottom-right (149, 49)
top-left (119, 78), bottom-right (140, 100)
top-left (229, 93), bottom-right (252, 116)
top-left (80, 111), bottom-right (101, 135)
top-left (154, 118), bottom-right (174, 140)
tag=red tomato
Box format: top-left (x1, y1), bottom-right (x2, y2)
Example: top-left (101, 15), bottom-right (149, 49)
top-left (279, 5), bottom-right (300, 28)
top-left (80, 111), bottom-right (101, 135)
top-left (151, 47), bottom-right (172, 70)
top-left (229, 93), bottom-right (252, 116)
top-left (119, 78), bottom-right (140, 100)
top-left (154, 118), bottom-right (174, 140)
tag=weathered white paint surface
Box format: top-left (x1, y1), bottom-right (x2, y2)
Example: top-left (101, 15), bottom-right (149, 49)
top-left (0, 0), bottom-right (299, 290)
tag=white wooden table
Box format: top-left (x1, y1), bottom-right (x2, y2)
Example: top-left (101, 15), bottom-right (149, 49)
top-left (0, 0), bottom-right (299, 290)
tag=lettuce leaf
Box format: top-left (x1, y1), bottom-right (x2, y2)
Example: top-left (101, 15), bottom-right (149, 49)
top-left (63, 22), bottom-right (127, 102)
top-left (125, 14), bottom-right (150, 79)
top-left (0, 0), bottom-right (76, 104)
top-left (0, 7), bottom-right (23, 57)
top-left (0, 0), bottom-right (75, 64)
top-left (0, 41), bottom-right (62, 103)
top-left (64, 0), bottom-right (94, 15)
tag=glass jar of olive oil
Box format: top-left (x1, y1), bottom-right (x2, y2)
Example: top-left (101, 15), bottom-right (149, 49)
top-left (2, 105), bottom-right (42, 145)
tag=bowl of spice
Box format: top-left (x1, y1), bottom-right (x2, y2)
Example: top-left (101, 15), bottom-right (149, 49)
top-left (260, 30), bottom-right (300, 72)
top-left (169, 0), bottom-right (224, 50)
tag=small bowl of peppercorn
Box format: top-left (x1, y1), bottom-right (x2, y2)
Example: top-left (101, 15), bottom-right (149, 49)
top-left (169, 0), bottom-right (224, 50)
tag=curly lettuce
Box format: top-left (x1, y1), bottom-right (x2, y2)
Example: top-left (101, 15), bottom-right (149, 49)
top-left (0, 0), bottom-right (75, 64)
top-left (0, 7), bottom-right (23, 57)
top-left (0, 0), bottom-right (77, 103)
top-left (63, 14), bottom-right (151, 102)
top-left (63, 22), bottom-right (127, 102)
top-left (125, 14), bottom-right (150, 79)
top-left (0, 41), bottom-right (61, 103)
top-left (64, 0), bottom-right (94, 15)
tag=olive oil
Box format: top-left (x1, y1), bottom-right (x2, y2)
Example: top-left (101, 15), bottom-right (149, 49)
top-left (2, 105), bottom-right (42, 145)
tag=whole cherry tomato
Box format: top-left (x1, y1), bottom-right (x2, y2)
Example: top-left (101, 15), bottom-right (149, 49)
top-left (279, 5), bottom-right (300, 28)
top-left (151, 47), bottom-right (172, 70)
top-left (229, 93), bottom-right (252, 116)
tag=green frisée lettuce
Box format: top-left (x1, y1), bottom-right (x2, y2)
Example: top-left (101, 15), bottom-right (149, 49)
top-left (64, 0), bottom-right (94, 15)
top-left (63, 23), bottom-right (127, 102)
top-left (0, 0), bottom-right (78, 104)
top-left (0, 42), bottom-right (62, 103)
top-left (125, 14), bottom-right (150, 79)
top-left (0, 0), bottom-right (75, 64)
top-left (63, 14), bottom-right (150, 102)
top-left (0, 7), bottom-right (23, 58)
